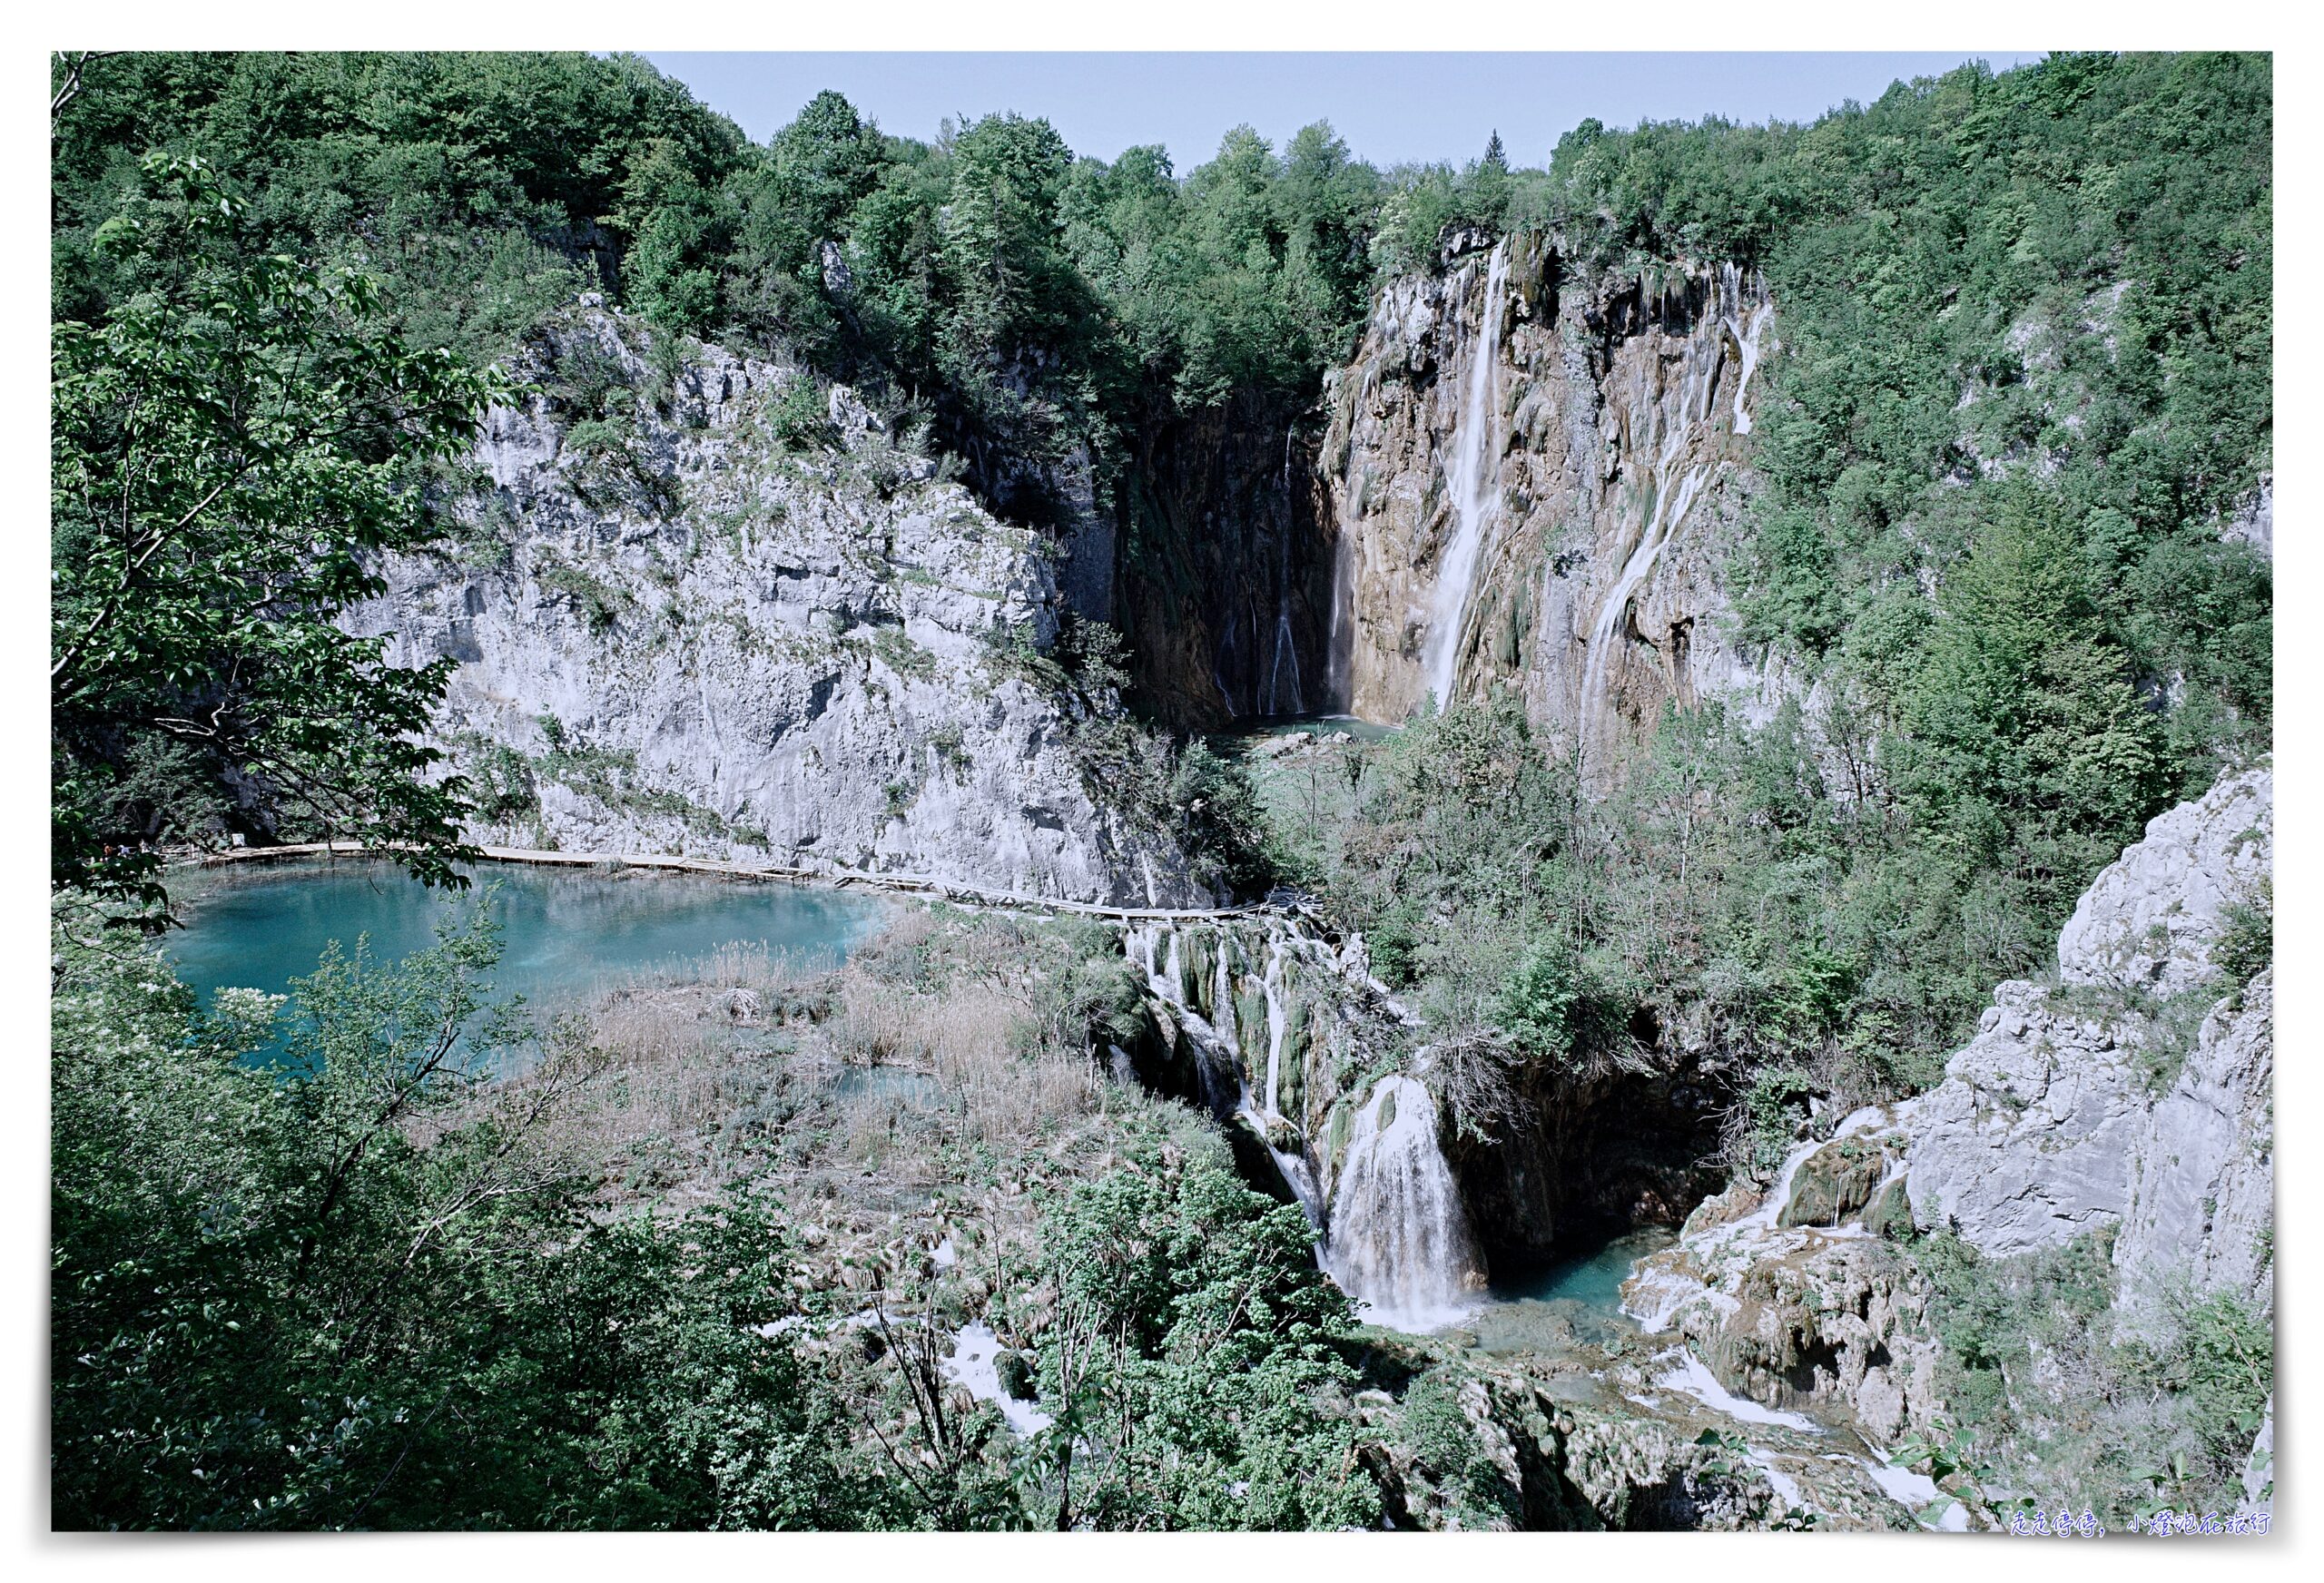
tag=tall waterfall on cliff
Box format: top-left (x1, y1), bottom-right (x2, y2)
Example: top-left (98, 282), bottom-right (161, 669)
top-left (1575, 267), bottom-right (1770, 756)
top-left (1418, 242), bottom-right (1511, 711)
top-left (1324, 1074), bottom-right (1483, 1331)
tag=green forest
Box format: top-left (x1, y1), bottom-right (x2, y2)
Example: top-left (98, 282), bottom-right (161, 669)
top-left (51, 50), bottom-right (2272, 1531)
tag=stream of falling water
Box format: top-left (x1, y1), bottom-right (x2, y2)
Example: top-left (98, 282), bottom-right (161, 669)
top-left (1575, 269), bottom-right (1770, 755)
top-left (1323, 1073), bottom-right (1483, 1331)
top-left (1129, 922), bottom-right (1326, 1231)
top-left (1264, 428), bottom-right (1306, 715)
top-left (1124, 919), bottom-right (1483, 1332)
top-left (1418, 242), bottom-right (1511, 711)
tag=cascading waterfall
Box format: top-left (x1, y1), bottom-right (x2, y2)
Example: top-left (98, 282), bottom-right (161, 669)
top-left (1125, 919), bottom-right (1485, 1315)
top-left (1324, 1073), bottom-right (1483, 1331)
top-left (1418, 241), bottom-right (1512, 711)
top-left (1128, 920), bottom-right (1326, 1232)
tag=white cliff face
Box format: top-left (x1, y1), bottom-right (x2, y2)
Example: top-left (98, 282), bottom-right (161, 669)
top-left (2112, 973), bottom-right (2274, 1335)
top-left (344, 303), bottom-right (1209, 908)
top-left (1905, 767), bottom-right (2273, 1303)
top-left (1628, 768), bottom-right (2273, 1446)
top-left (1321, 240), bottom-right (1793, 759)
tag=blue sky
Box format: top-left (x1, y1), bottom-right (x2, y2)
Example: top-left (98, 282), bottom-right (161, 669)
top-left (643, 52), bottom-right (2048, 169)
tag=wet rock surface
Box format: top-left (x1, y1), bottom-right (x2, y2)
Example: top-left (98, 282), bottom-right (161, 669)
top-left (1322, 238), bottom-right (1799, 765)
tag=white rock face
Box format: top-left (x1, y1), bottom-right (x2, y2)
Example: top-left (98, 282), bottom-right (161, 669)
top-left (2056, 768), bottom-right (2271, 994)
top-left (1906, 769), bottom-right (2272, 1293)
top-left (2112, 971), bottom-right (2274, 1334)
top-left (344, 303), bottom-right (1210, 907)
top-left (1633, 769), bottom-right (2272, 1445)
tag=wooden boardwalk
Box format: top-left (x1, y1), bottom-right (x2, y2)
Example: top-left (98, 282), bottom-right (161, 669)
top-left (193, 841), bottom-right (1285, 924)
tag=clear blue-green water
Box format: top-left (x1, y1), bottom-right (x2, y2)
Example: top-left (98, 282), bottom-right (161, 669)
top-left (1463, 1225), bottom-right (1679, 1354)
top-left (1493, 1226), bottom-right (1679, 1313)
top-left (165, 858), bottom-right (890, 1015)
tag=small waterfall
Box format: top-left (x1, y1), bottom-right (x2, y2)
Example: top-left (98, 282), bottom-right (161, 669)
top-left (1265, 606), bottom-right (1305, 716)
top-left (1323, 522), bottom-right (1354, 712)
top-left (1418, 241), bottom-right (1512, 711)
top-left (1576, 265), bottom-right (1770, 755)
top-left (1128, 920), bottom-right (1327, 1233)
top-left (1263, 939), bottom-right (1287, 1114)
top-left (1324, 1074), bottom-right (1483, 1331)
top-left (1718, 264), bottom-right (1775, 437)
top-left (1577, 450), bottom-right (1705, 751)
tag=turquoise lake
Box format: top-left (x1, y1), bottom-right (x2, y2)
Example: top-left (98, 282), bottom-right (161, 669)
top-left (166, 858), bottom-right (891, 1016)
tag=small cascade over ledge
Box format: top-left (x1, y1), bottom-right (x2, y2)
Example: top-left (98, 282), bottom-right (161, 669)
top-left (1125, 918), bottom-right (1333, 1231)
top-left (1324, 1073), bottom-right (1485, 1331)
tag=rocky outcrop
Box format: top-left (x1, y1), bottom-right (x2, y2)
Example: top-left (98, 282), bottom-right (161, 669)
top-left (1623, 1106), bottom-right (1941, 1446)
top-left (1319, 233), bottom-right (1795, 761)
top-left (1626, 767), bottom-right (2273, 1446)
top-left (2112, 974), bottom-right (2274, 1333)
top-left (1905, 768), bottom-right (2273, 1313)
top-left (346, 302), bottom-right (1210, 907)
top-left (1365, 1345), bottom-right (1923, 1531)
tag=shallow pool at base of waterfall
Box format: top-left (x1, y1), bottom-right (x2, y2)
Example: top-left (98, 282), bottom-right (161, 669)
top-left (1222, 712), bottom-right (1401, 744)
top-left (1453, 1224), bottom-right (1679, 1354)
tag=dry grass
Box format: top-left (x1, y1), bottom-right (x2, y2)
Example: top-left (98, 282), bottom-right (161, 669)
top-left (466, 909), bottom-right (1124, 1207)
top-left (820, 973), bottom-right (1100, 1148)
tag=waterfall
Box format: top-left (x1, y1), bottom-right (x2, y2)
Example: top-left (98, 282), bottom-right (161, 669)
top-left (1418, 241), bottom-right (1512, 712)
top-left (1577, 449), bottom-right (1705, 751)
top-left (1266, 609), bottom-right (1305, 715)
top-left (1127, 921), bottom-right (1327, 1233)
top-left (1719, 265), bottom-right (1774, 437)
top-left (1324, 509), bottom-right (1356, 712)
top-left (1324, 1073), bottom-right (1482, 1331)
top-left (1263, 428), bottom-right (1307, 716)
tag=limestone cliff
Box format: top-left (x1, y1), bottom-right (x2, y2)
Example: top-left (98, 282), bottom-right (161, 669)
top-left (1320, 231), bottom-right (1794, 757)
top-left (345, 301), bottom-right (1212, 907)
top-left (1906, 767), bottom-right (2274, 1331)
top-left (1624, 767), bottom-right (2274, 1450)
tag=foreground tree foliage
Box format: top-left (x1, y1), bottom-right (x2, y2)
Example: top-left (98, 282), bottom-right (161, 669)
top-left (51, 152), bottom-right (505, 913)
top-left (50, 907), bottom-right (1383, 1529)
top-left (50, 912), bottom-right (878, 1529)
top-left (1026, 1157), bottom-right (1377, 1529)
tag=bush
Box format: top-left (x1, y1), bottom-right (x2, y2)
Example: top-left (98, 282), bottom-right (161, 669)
top-left (49, 909), bottom-right (880, 1529)
top-left (1021, 1152), bottom-right (1381, 1529)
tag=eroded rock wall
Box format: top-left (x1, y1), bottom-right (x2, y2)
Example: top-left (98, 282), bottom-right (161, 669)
top-left (345, 302), bottom-right (1210, 907)
top-left (1905, 767), bottom-right (2274, 1320)
top-left (1320, 233), bottom-right (1795, 760)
